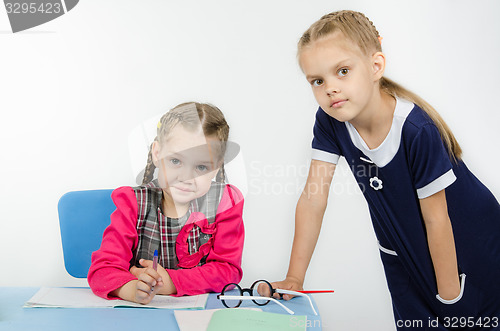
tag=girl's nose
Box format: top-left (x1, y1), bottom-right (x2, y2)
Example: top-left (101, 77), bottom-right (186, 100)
top-left (325, 82), bottom-right (340, 95)
top-left (177, 168), bottom-right (196, 183)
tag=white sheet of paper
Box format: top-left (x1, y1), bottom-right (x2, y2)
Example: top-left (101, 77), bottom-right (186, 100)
top-left (174, 308), bottom-right (262, 331)
top-left (24, 287), bottom-right (208, 309)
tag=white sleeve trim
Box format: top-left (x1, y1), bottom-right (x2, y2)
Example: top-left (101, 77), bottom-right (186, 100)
top-left (417, 169), bottom-right (456, 199)
top-left (311, 149), bottom-right (340, 164)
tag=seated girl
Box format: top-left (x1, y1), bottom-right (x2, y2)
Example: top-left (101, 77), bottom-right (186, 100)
top-left (88, 102), bottom-right (244, 304)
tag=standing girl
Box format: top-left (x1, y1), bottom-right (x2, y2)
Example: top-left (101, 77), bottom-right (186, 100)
top-left (273, 10), bottom-right (500, 329)
top-left (88, 102), bottom-right (244, 304)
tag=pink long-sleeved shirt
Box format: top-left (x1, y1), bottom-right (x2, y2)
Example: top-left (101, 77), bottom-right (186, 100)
top-left (88, 184), bottom-right (244, 299)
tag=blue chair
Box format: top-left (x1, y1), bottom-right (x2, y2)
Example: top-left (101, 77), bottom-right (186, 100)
top-left (58, 189), bottom-right (115, 278)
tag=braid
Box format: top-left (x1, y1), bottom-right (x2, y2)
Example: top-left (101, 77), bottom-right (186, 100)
top-left (142, 142), bottom-right (156, 185)
top-left (363, 13), bottom-right (380, 38)
top-left (299, 10), bottom-right (381, 55)
top-left (204, 105), bottom-right (229, 183)
top-left (215, 164), bottom-right (226, 183)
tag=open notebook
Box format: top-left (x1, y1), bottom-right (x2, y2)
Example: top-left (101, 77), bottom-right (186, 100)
top-left (24, 287), bottom-right (208, 309)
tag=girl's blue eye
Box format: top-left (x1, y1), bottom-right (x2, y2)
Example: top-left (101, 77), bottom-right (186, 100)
top-left (170, 158), bottom-right (181, 166)
top-left (338, 68), bottom-right (349, 77)
top-left (196, 165), bottom-right (208, 172)
top-left (311, 79), bottom-right (323, 87)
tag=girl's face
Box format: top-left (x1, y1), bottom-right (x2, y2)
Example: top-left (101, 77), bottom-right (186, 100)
top-left (299, 31), bottom-right (385, 123)
top-left (153, 124), bottom-right (221, 206)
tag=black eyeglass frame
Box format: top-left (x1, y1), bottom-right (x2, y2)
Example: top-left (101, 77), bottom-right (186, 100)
top-left (217, 279), bottom-right (318, 315)
top-left (218, 279), bottom-right (278, 308)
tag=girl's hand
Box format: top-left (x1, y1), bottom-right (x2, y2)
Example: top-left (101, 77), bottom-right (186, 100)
top-left (130, 259), bottom-right (177, 295)
top-left (271, 276), bottom-right (304, 301)
top-left (134, 266), bottom-right (164, 304)
top-left (110, 266), bottom-right (164, 305)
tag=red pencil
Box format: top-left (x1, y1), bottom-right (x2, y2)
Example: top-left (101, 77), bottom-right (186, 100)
top-left (297, 290), bottom-right (334, 294)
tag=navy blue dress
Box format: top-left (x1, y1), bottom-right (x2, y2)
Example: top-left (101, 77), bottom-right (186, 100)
top-left (312, 98), bottom-right (500, 330)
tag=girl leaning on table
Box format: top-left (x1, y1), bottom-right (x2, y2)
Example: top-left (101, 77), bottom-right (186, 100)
top-left (88, 102), bottom-right (244, 304)
top-left (272, 10), bottom-right (500, 330)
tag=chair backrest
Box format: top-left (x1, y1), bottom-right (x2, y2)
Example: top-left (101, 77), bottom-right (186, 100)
top-left (58, 189), bottom-right (115, 278)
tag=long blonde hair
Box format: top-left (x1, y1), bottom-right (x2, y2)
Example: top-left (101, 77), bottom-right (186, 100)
top-left (142, 102), bottom-right (230, 185)
top-left (298, 10), bottom-right (462, 160)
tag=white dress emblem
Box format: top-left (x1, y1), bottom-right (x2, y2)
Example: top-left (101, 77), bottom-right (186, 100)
top-left (370, 177), bottom-right (383, 191)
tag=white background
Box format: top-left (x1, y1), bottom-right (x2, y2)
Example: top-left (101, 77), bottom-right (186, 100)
top-left (1, 1), bottom-right (499, 330)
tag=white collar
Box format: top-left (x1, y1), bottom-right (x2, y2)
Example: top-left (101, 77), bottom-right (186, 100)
top-left (345, 98), bottom-right (414, 167)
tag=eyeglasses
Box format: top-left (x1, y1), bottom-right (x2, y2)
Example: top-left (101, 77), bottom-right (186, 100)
top-left (216, 279), bottom-right (318, 315)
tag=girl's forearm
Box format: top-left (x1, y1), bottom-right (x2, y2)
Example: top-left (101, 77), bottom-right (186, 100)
top-left (420, 190), bottom-right (460, 300)
top-left (286, 160), bottom-right (335, 284)
top-left (286, 194), bottom-right (327, 284)
top-left (426, 220), bottom-right (461, 300)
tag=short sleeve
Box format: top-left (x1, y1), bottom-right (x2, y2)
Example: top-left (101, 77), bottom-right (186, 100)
top-left (409, 124), bottom-right (456, 199)
top-left (311, 108), bottom-right (341, 164)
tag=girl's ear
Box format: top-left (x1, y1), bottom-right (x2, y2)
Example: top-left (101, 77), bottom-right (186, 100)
top-left (371, 51), bottom-right (386, 81)
top-left (152, 141), bottom-right (161, 167)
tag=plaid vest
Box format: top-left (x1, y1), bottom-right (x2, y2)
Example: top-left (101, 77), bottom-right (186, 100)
top-left (132, 180), bottom-right (225, 270)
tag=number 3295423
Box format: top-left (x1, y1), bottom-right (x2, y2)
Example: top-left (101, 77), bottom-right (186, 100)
top-left (5, 2), bottom-right (62, 14)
